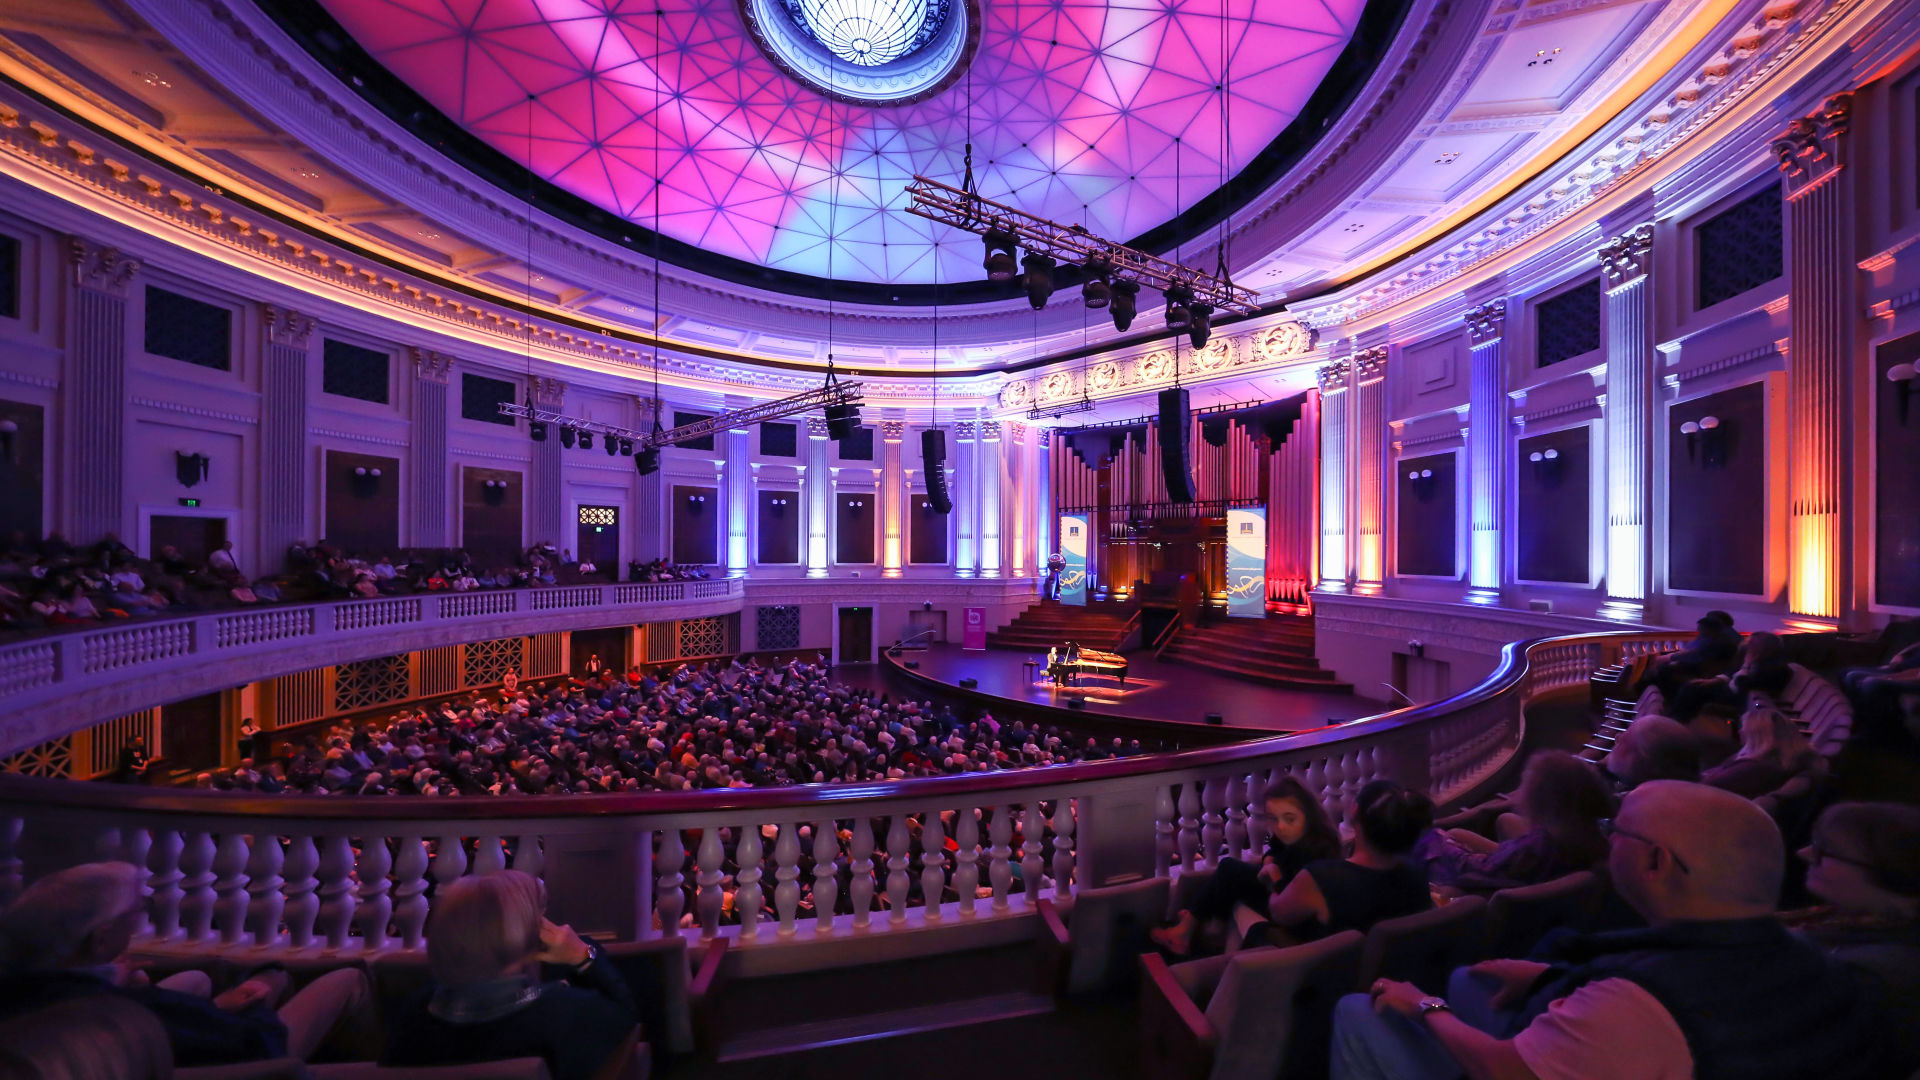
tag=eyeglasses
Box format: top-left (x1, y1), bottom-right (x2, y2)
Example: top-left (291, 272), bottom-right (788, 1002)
top-left (1599, 818), bottom-right (1690, 875)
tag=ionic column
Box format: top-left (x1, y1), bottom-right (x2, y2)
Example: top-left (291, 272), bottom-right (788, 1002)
top-left (261, 307), bottom-right (315, 566)
top-left (407, 349), bottom-right (452, 547)
top-left (1006, 422), bottom-right (1029, 576)
top-left (1598, 224), bottom-right (1656, 620)
top-left (952, 419), bottom-right (979, 577)
top-left (1774, 94), bottom-right (1854, 622)
top-left (1352, 347), bottom-right (1389, 592)
top-left (529, 378), bottom-right (566, 549)
top-left (1316, 359), bottom-right (1351, 591)
top-left (880, 418), bottom-right (905, 577)
top-left (726, 409), bottom-right (752, 576)
top-left (979, 419), bottom-right (1003, 577)
top-left (1465, 300), bottom-right (1508, 604)
top-left (804, 418), bottom-right (832, 576)
top-left (65, 240), bottom-right (140, 543)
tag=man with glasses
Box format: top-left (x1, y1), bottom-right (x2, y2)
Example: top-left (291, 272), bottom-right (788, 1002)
top-left (1331, 780), bottom-right (1887, 1079)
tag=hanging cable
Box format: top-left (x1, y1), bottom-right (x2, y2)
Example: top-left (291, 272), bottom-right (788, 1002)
top-left (1216, 0), bottom-right (1234, 288)
top-left (650, 5), bottom-right (664, 438)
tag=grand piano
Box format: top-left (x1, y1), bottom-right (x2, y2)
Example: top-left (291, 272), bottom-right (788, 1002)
top-left (1046, 646), bottom-right (1129, 687)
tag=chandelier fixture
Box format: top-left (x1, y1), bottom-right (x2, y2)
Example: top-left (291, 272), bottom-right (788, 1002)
top-left (783, 0), bottom-right (940, 66)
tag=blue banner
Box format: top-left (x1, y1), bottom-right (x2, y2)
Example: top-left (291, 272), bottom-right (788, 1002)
top-left (1226, 506), bottom-right (1267, 618)
top-left (1059, 513), bottom-right (1090, 606)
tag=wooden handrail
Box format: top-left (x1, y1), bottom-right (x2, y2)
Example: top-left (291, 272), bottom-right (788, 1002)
top-left (1150, 610), bottom-right (1183, 657)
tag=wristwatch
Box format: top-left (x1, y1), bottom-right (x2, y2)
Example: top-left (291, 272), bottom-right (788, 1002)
top-left (1417, 996), bottom-right (1452, 1018)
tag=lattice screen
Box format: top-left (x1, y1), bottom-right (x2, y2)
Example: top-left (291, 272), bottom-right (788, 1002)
top-left (756, 605), bottom-right (801, 651)
top-left (676, 614), bottom-right (737, 658)
top-left (1695, 184), bottom-right (1782, 309)
top-left (1535, 279), bottom-right (1600, 368)
top-left (144, 285), bottom-right (232, 370)
top-left (2, 734), bottom-right (72, 778)
top-left (334, 653), bottom-right (411, 711)
top-left (465, 637), bottom-right (526, 685)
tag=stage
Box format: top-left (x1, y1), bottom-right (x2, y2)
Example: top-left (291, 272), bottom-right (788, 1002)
top-left (882, 644), bottom-right (1378, 735)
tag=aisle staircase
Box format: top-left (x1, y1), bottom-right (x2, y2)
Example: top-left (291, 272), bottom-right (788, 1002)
top-left (1157, 614), bottom-right (1353, 694)
top-left (984, 600), bottom-right (1135, 652)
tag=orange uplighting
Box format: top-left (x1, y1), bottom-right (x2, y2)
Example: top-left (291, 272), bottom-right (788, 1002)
top-left (1789, 516), bottom-right (1837, 619)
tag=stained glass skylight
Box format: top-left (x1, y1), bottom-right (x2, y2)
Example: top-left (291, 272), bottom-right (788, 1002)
top-left (786, 0), bottom-right (939, 65)
top-left (314, 0), bottom-right (1364, 287)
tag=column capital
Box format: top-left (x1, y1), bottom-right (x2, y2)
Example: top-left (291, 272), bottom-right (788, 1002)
top-left (263, 305), bottom-right (316, 348)
top-left (1465, 299), bottom-right (1506, 346)
top-left (1353, 346), bottom-right (1389, 383)
top-left (1316, 358), bottom-right (1350, 393)
top-left (1598, 224), bottom-right (1654, 290)
top-left (1772, 93), bottom-right (1851, 194)
top-left (531, 376), bottom-right (567, 407)
top-left (67, 239), bottom-right (140, 296)
top-left (953, 419), bottom-right (979, 440)
top-left (408, 346), bottom-right (455, 382)
top-left (806, 417), bottom-right (831, 439)
top-left (979, 421), bottom-right (1002, 442)
top-left (1005, 421), bottom-right (1027, 443)
top-left (880, 420), bottom-right (906, 443)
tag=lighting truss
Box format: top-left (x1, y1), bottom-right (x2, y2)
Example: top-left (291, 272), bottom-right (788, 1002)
top-left (904, 176), bottom-right (1259, 315)
top-left (1028, 397), bottom-right (1094, 421)
top-left (500, 380), bottom-right (864, 450)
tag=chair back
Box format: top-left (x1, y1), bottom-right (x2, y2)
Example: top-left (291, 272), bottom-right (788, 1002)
top-left (1482, 872), bottom-right (1599, 959)
top-left (604, 936), bottom-right (696, 1054)
top-left (1356, 895), bottom-right (1487, 991)
top-left (306, 1061), bottom-right (550, 1080)
top-left (1203, 931), bottom-right (1364, 1080)
top-left (369, 952), bottom-right (434, 1032)
top-left (1065, 877), bottom-right (1172, 994)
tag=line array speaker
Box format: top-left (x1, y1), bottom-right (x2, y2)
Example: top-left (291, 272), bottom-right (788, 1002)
top-left (1158, 387), bottom-right (1197, 503)
top-left (922, 429), bottom-right (953, 513)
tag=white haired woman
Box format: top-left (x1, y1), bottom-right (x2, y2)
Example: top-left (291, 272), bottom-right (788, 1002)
top-left (382, 870), bottom-right (637, 1080)
top-left (1701, 704), bottom-right (1819, 799)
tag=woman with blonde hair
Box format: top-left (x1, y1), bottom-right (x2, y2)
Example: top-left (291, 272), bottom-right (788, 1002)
top-left (0, 997), bottom-right (172, 1080)
top-left (383, 870), bottom-right (637, 1080)
top-left (1701, 704), bottom-right (1819, 798)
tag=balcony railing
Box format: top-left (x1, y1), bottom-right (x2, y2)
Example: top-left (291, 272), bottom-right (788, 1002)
top-left (0, 629), bottom-right (1693, 974)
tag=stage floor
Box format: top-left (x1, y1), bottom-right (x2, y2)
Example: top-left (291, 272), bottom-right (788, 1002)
top-left (884, 645), bottom-right (1379, 733)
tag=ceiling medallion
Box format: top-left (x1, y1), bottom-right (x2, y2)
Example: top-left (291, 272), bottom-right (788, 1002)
top-left (741, 0), bottom-right (978, 105)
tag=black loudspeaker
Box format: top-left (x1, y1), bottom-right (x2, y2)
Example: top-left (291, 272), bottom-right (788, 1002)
top-left (636, 448), bottom-right (660, 475)
top-left (905, 661), bottom-right (920, 670)
top-left (959, 677), bottom-right (978, 689)
top-left (1158, 387), bottom-right (1197, 503)
top-left (1068, 699), bottom-right (1087, 709)
top-left (1205, 713), bottom-right (1224, 725)
top-left (826, 403), bottom-right (860, 440)
top-left (922, 429), bottom-right (953, 514)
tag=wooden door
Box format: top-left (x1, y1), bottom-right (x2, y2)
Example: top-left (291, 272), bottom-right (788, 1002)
top-left (837, 606), bottom-right (873, 664)
top-left (149, 515), bottom-right (226, 564)
top-left (576, 505), bottom-right (619, 580)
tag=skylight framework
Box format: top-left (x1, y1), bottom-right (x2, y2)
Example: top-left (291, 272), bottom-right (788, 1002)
top-left (782, 0), bottom-right (943, 65)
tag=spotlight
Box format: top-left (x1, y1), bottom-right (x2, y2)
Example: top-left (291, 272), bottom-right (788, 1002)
top-left (983, 229), bottom-right (1018, 281)
top-left (1163, 285), bottom-right (1194, 331)
top-left (636, 448), bottom-right (660, 475)
top-left (1021, 252), bottom-right (1056, 309)
top-left (1187, 303), bottom-right (1214, 350)
top-left (560, 427), bottom-right (577, 449)
top-left (578, 431), bottom-right (594, 450)
top-left (530, 421), bottom-right (547, 442)
top-left (604, 434), bottom-right (619, 456)
top-left (620, 438), bottom-right (634, 456)
top-left (1109, 279), bottom-right (1140, 332)
top-left (1081, 274), bottom-right (1111, 308)
top-left (825, 402), bottom-right (861, 441)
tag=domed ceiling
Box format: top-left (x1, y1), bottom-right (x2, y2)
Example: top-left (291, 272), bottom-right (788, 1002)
top-left (310, 0), bottom-right (1368, 292)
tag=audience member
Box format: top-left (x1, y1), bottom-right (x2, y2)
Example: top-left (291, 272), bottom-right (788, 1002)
top-left (1333, 781), bottom-right (1887, 1080)
top-left (1417, 751), bottom-right (1611, 894)
top-left (0, 996), bottom-right (174, 1080)
top-left (1841, 639), bottom-right (1920, 740)
top-left (1150, 776), bottom-right (1343, 956)
top-left (0, 862), bottom-right (375, 1067)
top-left (1670, 630), bottom-right (1793, 724)
top-left (383, 870), bottom-right (636, 1080)
top-left (1262, 780), bottom-right (1433, 943)
top-left (1604, 715), bottom-right (1701, 789)
top-left (1700, 705), bottom-right (1819, 799)
top-left (626, 559), bottom-right (713, 583)
top-left (1639, 611), bottom-right (1741, 693)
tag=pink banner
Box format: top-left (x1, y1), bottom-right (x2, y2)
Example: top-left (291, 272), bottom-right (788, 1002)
top-left (962, 607), bottom-right (987, 651)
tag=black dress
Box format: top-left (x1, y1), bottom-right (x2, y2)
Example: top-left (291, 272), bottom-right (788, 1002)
top-left (1187, 835), bottom-right (1338, 923)
top-left (1300, 858), bottom-right (1431, 936)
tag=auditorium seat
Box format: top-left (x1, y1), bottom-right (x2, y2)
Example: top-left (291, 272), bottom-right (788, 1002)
top-left (1354, 895), bottom-right (1487, 992)
top-left (310, 1062), bottom-right (552, 1080)
top-left (1481, 872), bottom-right (1601, 959)
top-left (1138, 931), bottom-right (1363, 1080)
top-left (1037, 877), bottom-right (1171, 996)
top-left (603, 936), bottom-right (728, 1054)
top-left (178, 1061), bottom-right (311, 1080)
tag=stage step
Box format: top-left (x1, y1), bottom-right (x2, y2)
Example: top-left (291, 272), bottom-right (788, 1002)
top-left (986, 600), bottom-right (1134, 652)
top-left (1157, 616), bottom-right (1352, 694)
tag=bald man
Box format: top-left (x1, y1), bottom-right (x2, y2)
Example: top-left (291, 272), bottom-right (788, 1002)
top-left (1331, 781), bottom-right (1886, 1080)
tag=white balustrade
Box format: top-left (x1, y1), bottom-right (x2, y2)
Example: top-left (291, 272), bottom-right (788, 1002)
top-left (736, 824), bottom-right (765, 942)
top-left (282, 835), bottom-right (320, 948)
top-left (1224, 774), bottom-right (1249, 862)
top-left (920, 810), bottom-right (946, 921)
top-left (952, 808), bottom-right (980, 918)
top-left (215, 608), bottom-right (314, 648)
top-left (1154, 786), bottom-right (1176, 878)
top-left (1020, 804), bottom-right (1045, 900)
top-left (245, 833), bottom-right (285, 947)
top-left (811, 820), bottom-right (838, 933)
top-left (356, 837), bottom-right (394, 950)
top-left (436, 592), bottom-right (517, 619)
top-left (696, 827), bottom-right (725, 938)
top-left (885, 815), bottom-right (911, 926)
top-left (1049, 799), bottom-right (1073, 900)
top-left (0, 642), bottom-right (57, 696)
top-left (333, 598), bottom-right (420, 632)
top-left (148, 829), bottom-right (184, 939)
top-left (512, 834), bottom-right (544, 877)
top-left (657, 829), bottom-right (686, 936)
top-left (530, 586), bottom-right (603, 611)
top-left (773, 822), bottom-right (801, 936)
top-left (81, 623), bottom-right (192, 674)
top-left (849, 818), bottom-right (876, 928)
top-left (988, 807), bottom-right (1013, 912)
top-left (1201, 779), bottom-right (1227, 868)
top-left (392, 837), bottom-right (430, 949)
top-left (316, 835), bottom-right (358, 950)
top-left (212, 833), bottom-right (251, 946)
top-left (178, 831), bottom-right (217, 942)
top-left (1176, 783), bottom-right (1202, 871)
top-left (473, 836), bottom-right (507, 876)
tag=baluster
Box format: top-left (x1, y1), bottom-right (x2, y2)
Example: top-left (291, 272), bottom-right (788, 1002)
top-left (282, 836), bottom-right (320, 949)
top-left (953, 808), bottom-right (980, 918)
top-left (1201, 779), bottom-right (1226, 868)
top-left (245, 834), bottom-right (285, 948)
top-left (0, 817), bottom-right (23, 908)
top-left (1154, 786), bottom-right (1176, 878)
top-left (357, 837), bottom-right (394, 951)
top-left (316, 834), bottom-right (359, 950)
top-left (920, 809), bottom-right (946, 922)
top-left (1177, 784), bottom-right (1201, 872)
top-left (988, 806), bottom-right (1013, 912)
top-left (473, 836), bottom-right (507, 876)
top-left (433, 834), bottom-right (468, 892)
top-left (1248, 769), bottom-right (1278, 860)
top-left (512, 834), bottom-right (544, 878)
top-left (774, 823), bottom-right (801, 937)
top-left (392, 837), bottom-right (430, 950)
top-left (95, 826), bottom-right (122, 863)
top-left (656, 829), bottom-right (686, 937)
top-left (736, 825), bottom-right (765, 943)
top-left (885, 815), bottom-right (911, 927)
top-left (1050, 798), bottom-right (1074, 900)
top-left (848, 818), bottom-right (875, 929)
top-left (1224, 773), bottom-right (1249, 862)
top-left (1020, 804), bottom-right (1045, 901)
top-left (695, 828), bottom-right (725, 939)
top-left (178, 832), bottom-right (217, 942)
top-left (121, 828), bottom-right (153, 928)
top-left (812, 820), bottom-right (839, 934)
top-left (212, 834), bottom-right (252, 946)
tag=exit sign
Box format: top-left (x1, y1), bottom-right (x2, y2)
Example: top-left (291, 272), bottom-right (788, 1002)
top-left (178, 498), bottom-right (201, 508)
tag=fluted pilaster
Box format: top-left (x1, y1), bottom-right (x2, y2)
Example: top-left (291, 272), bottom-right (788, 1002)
top-left (407, 349), bottom-right (452, 547)
top-left (529, 378), bottom-right (566, 549)
top-left (66, 240), bottom-right (139, 543)
top-left (952, 419), bottom-right (978, 577)
top-left (805, 418), bottom-right (831, 576)
top-left (1599, 224), bottom-right (1655, 618)
top-left (261, 307), bottom-right (315, 565)
top-left (880, 419), bottom-right (905, 576)
top-left (1352, 347), bottom-right (1389, 591)
top-left (1466, 300), bottom-right (1507, 602)
top-left (726, 415), bottom-right (751, 575)
top-left (1775, 94), bottom-right (1853, 621)
top-left (978, 418), bottom-right (1003, 577)
top-left (1317, 359), bottom-right (1350, 590)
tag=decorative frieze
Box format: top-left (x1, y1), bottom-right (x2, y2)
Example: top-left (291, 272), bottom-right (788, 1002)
top-left (997, 320), bottom-right (1313, 411)
top-left (531, 377), bottom-right (567, 407)
top-left (1598, 225), bottom-right (1655, 290)
top-left (1772, 93), bottom-right (1850, 193)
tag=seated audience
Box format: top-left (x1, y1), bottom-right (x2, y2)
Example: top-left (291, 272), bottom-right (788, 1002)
top-left (0, 996), bottom-right (174, 1080)
top-left (1150, 775), bottom-right (1343, 955)
top-left (1842, 639), bottom-right (1920, 740)
top-left (1700, 704), bottom-right (1819, 799)
top-left (1262, 780), bottom-right (1433, 942)
top-left (384, 870), bottom-right (636, 1080)
top-left (1603, 715), bottom-right (1701, 789)
top-left (1669, 629), bottom-right (1793, 725)
top-left (1417, 751), bottom-right (1611, 894)
top-left (626, 558), bottom-right (713, 582)
top-left (1333, 781), bottom-right (1888, 1080)
top-left (1782, 802), bottom-right (1920, 1075)
top-left (0, 862), bottom-right (375, 1066)
top-left (1638, 610), bottom-right (1741, 693)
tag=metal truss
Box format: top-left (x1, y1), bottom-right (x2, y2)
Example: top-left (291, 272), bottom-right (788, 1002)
top-left (904, 175), bottom-right (1259, 315)
top-left (499, 380), bottom-right (864, 450)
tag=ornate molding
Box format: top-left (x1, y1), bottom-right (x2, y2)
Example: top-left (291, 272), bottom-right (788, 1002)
top-left (1004, 421), bottom-right (1026, 443)
top-left (1515, 395), bottom-right (1602, 429)
top-left (531, 376), bottom-right (567, 407)
top-left (67, 238), bottom-right (139, 296)
top-left (1353, 346), bottom-right (1390, 381)
top-left (262, 305), bottom-right (316, 348)
top-left (952, 420), bottom-right (978, 440)
top-left (309, 426), bottom-right (409, 447)
top-left (409, 347), bottom-right (454, 383)
top-left (131, 397), bottom-right (259, 426)
top-left (979, 421), bottom-right (1002, 442)
top-left (998, 320), bottom-right (1313, 412)
top-left (1317, 358), bottom-right (1351, 393)
top-left (1465, 299), bottom-right (1506, 346)
top-left (1598, 224), bottom-right (1655, 290)
top-left (879, 420), bottom-right (906, 442)
top-left (806, 417), bottom-right (831, 439)
top-left (1772, 92), bottom-right (1850, 194)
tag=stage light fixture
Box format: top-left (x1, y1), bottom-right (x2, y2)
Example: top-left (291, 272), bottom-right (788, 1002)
top-left (1021, 252), bottom-right (1056, 309)
top-left (559, 427), bottom-right (576, 449)
top-left (636, 448), bottom-right (660, 475)
top-left (983, 229), bottom-right (1019, 281)
top-left (604, 434), bottom-right (619, 456)
top-left (1163, 285), bottom-right (1194, 331)
top-left (620, 438), bottom-right (634, 456)
top-left (578, 431), bottom-right (594, 450)
top-left (1187, 303), bottom-right (1214, 350)
top-left (530, 421), bottom-right (547, 442)
top-left (1109, 279), bottom-right (1140, 332)
top-left (1081, 273), bottom-right (1111, 309)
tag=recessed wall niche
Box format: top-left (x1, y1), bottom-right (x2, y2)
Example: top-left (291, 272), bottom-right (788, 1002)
top-left (1395, 452), bottom-right (1457, 578)
top-left (1516, 428), bottom-right (1590, 584)
top-left (1668, 383), bottom-right (1764, 595)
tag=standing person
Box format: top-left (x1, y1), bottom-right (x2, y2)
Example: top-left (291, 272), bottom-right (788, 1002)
top-left (236, 718), bottom-right (261, 764)
top-left (583, 654), bottom-right (604, 679)
top-left (116, 737), bottom-right (151, 784)
top-left (501, 669), bottom-right (520, 696)
top-left (1044, 551), bottom-right (1065, 600)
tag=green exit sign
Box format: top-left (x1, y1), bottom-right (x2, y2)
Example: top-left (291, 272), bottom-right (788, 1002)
top-left (178, 498), bottom-right (201, 508)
